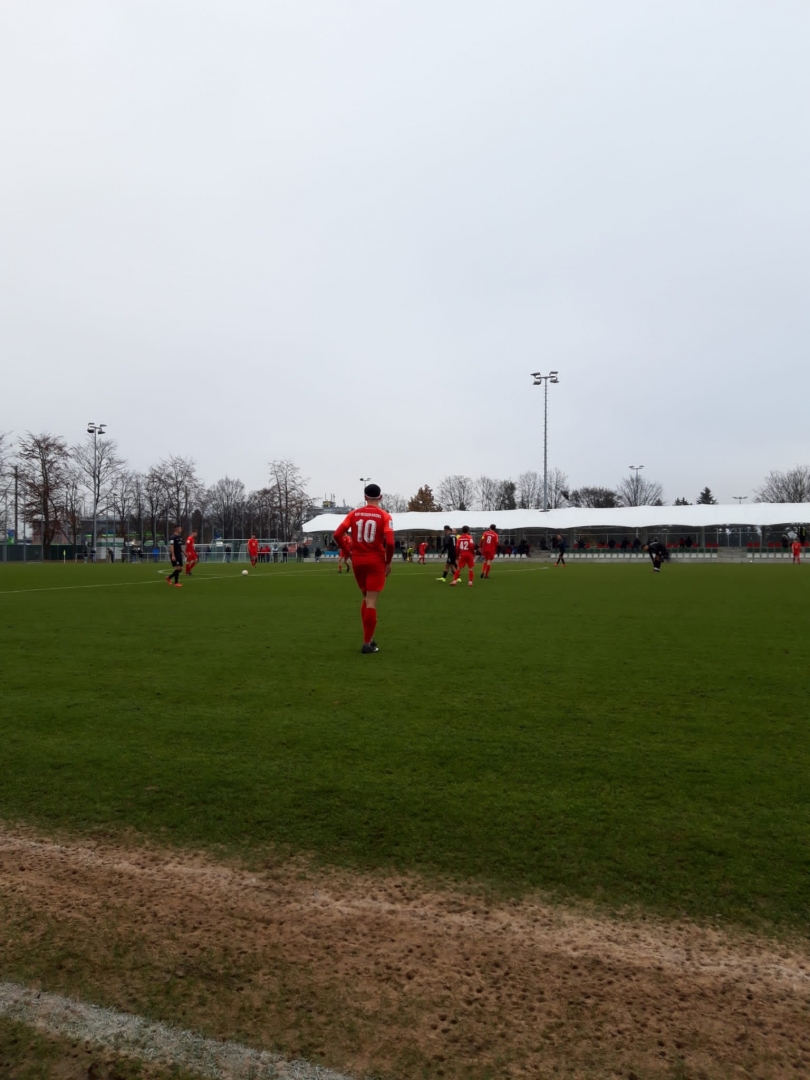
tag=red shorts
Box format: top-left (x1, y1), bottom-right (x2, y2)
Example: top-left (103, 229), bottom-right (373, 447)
top-left (352, 558), bottom-right (388, 593)
top-left (481, 549), bottom-right (495, 562)
top-left (458, 553), bottom-right (475, 570)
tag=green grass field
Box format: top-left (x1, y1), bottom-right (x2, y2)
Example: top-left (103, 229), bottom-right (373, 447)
top-left (1, 559), bottom-right (809, 932)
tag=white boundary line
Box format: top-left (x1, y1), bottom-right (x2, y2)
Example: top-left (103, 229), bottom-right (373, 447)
top-left (0, 564), bottom-right (547, 596)
top-left (0, 981), bottom-right (353, 1080)
top-left (0, 569), bottom-right (321, 596)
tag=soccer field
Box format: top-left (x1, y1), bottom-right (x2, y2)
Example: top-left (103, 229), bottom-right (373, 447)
top-left (1, 559), bottom-right (809, 930)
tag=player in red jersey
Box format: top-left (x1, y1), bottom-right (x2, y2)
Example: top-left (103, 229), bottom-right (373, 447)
top-left (450, 526), bottom-right (476, 587)
top-left (334, 483), bottom-right (395, 654)
top-left (791, 539), bottom-right (802, 564)
top-left (417, 541), bottom-right (427, 564)
top-left (337, 548), bottom-right (351, 574)
top-left (479, 524), bottom-right (498, 579)
top-left (184, 530), bottom-right (199, 576)
top-left (247, 534), bottom-right (259, 568)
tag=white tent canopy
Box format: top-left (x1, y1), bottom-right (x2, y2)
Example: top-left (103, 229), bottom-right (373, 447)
top-left (303, 504), bottom-right (810, 535)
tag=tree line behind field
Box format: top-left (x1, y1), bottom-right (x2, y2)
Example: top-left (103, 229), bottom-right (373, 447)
top-left (0, 431), bottom-right (311, 553)
top-left (395, 467), bottom-right (810, 513)
top-left (0, 431), bottom-right (808, 553)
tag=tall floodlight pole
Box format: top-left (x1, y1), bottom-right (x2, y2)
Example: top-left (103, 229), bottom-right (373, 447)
top-left (734, 495), bottom-right (747, 548)
top-left (628, 464), bottom-right (644, 506)
top-left (360, 477), bottom-right (371, 499)
top-left (87, 423), bottom-right (107, 561)
top-left (530, 372), bottom-right (559, 511)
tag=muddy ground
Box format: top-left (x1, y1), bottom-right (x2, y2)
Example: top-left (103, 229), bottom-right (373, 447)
top-left (1, 825), bottom-right (809, 1079)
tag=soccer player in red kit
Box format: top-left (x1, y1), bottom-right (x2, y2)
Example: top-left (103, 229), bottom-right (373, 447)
top-left (791, 539), bottom-right (802, 564)
top-left (480, 524), bottom-right (498, 579)
top-left (184, 530), bottom-right (199, 576)
top-left (247, 535), bottom-right (259, 567)
top-left (334, 483), bottom-right (395, 654)
top-left (418, 541), bottom-right (427, 564)
top-left (450, 526), bottom-right (476, 587)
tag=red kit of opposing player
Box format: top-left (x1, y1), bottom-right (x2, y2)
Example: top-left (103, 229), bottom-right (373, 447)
top-left (184, 531), bottom-right (198, 576)
top-left (247, 535), bottom-right (259, 567)
top-left (333, 483), bottom-right (395, 654)
top-left (451, 526), bottom-right (476, 587)
top-left (479, 524), bottom-right (499, 579)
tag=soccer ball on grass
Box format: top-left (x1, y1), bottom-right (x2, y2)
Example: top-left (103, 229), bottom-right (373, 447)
top-left (242, 570), bottom-right (249, 576)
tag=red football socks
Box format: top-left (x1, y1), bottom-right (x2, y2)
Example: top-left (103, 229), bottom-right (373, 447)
top-left (362, 606), bottom-right (377, 644)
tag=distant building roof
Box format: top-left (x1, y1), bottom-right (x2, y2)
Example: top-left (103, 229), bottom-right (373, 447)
top-left (303, 503), bottom-right (810, 534)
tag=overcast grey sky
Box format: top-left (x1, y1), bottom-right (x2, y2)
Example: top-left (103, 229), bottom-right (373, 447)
top-left (1, 2), bottom-right (808, 505)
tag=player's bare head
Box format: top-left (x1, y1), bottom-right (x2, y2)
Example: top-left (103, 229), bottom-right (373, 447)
top-left (462, 525), bottom-right (471, 534)
top-left (443, 525), bottom-right (451, 532)
top-left (174, 526), bottom-right (182, 535)
top-left (364, 483), bottom-right (382, 503)
top-left (490, 524), bottom-right (497, 531)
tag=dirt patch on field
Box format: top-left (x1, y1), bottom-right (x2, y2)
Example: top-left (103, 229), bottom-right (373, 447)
top-left (1, 826), bottom-right (809, 1080)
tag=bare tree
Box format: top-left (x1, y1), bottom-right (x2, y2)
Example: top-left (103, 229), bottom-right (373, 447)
top-left (616, 473), bottom-right (664, 507)
top-left (62, 464), bottom-right (85, 546)
top-left (476, 476), bottom-right (500, 511)
top-left (144, 467), bottom-right (169, 543)
top-left (72, 434), bottom-right (124, 541)
top-left (568, 486), bottom-right (619, 509)
top-left (207, 476), bottom-right (247, 538)
top-left (438, 474), bottom-right (475, 511)
top-left (517, 470), bottom-right (542, 509)
top-left (383, 493), bottom-right (408, 513)
top-left (130, 472), bottom-right (148, 545)
top-left (0, 433), bottom-right (11, 537)
top-left (756, 466), bottom-right (810, 503)
top-left (109, 471), bottom-right (136, 541)
top-left (266, 460), bottom-right (312, 540)
top-left (17, 432), bottom-right (71, 554)
top-left (160, 455), bottom-right (202, 533)
top-left (546, 468), bottom-right (570, 509)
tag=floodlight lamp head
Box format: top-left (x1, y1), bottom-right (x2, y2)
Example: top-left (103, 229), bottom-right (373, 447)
top-left (98, 425), bottom-right (106, 434)
top-left (530, 372), bottom-right (544, 384)
top-left (87, 424), bottom-right (94, 434)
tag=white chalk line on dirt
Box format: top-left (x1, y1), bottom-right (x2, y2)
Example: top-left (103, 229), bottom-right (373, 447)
top-left (0, 981), bottom-right (353, 1080)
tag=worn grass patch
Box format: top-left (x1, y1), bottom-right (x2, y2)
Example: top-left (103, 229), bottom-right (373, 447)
top-left (1, 560), bottom-right (809, 931)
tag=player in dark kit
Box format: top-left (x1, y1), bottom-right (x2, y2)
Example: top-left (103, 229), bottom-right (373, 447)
top-left (646, 538), bottom-right (668, 573)
top-left (437, 525), bottom-right (458, 582)
top-left (167, 527), bottom-right (184, 587)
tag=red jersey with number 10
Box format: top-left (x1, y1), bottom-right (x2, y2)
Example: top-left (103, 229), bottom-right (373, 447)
top-left (334, 506), bottom-right (395, 563)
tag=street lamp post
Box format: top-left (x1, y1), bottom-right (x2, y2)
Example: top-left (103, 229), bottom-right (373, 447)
top-left (530, 372), bottom-right (559, 511)
top-left (360, 477), bottom-right (371, 500)
top-left (87, 423), bottom-right (106, 562)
